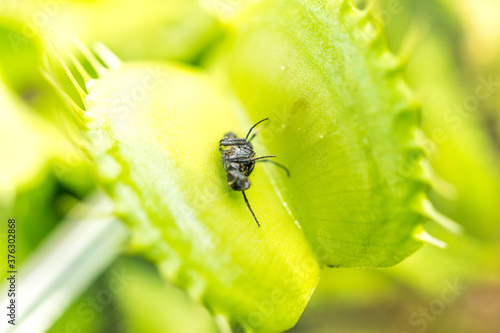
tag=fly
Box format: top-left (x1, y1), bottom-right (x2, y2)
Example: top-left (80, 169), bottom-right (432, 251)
top-left (219, 118), bottom-right (290, 227)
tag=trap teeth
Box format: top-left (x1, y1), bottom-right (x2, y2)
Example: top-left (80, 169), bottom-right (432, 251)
top-left (420, 159), bottom-right (457, 200)
top-left (93, 41), bottom-right (122, 69)
top-left (413, 228), bottom-right (447, 249)
top-left (213, 313), bottom-right (232, 333)
top-left (70, 36), bottom-right (107, 77)
top-left (421, 198), bottom-right (463, 235)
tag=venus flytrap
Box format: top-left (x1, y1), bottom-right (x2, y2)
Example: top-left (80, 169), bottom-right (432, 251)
top-left (220, 0), bottom-right (460, 267)
top-left (43, 0), bottom-right (458, 331)
top-left (44, 40), bottom-right (321, 332)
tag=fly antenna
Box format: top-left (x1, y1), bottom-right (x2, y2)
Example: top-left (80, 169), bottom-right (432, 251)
top-left (245, 118), bottom-right (269, 140)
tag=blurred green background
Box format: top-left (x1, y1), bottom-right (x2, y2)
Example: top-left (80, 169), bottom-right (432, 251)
top-left (1, 0), bottom-right (499, 332)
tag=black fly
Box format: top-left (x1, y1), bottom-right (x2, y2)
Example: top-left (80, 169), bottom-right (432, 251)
top-left (219, 118), bottom-right (290, 227)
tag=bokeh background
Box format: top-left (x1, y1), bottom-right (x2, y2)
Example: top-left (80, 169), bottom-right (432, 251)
top-left (1, 0), bottom-right (499, 332)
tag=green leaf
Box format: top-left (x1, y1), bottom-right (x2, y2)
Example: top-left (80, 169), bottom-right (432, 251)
top-left (43, 0), bottom-right (458, 330)
top-left (112, 257), bottom-right (218, 333)
top-left (406, 32), bottom-right (500, 240)
top-left (220, 0), bottom-right (438, 267)
top-left (45, 44), bottom-right (321, 331)
top-left (0, 79), bottom-right (57, 194)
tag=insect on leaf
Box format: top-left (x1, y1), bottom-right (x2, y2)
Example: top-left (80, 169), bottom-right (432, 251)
top-left (220, 0), bottom-right (459, 267)
top-left (43, 0), bottom-right (459, 331)
top-left (44, 39), bottom-right (321, 332)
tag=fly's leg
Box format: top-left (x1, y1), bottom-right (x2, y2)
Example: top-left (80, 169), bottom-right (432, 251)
top-left (242, 190), bottom-right (260, 227)
top-left (219, 138), bottom-right (248, 151)
top-left (226, 155), bottom-right (277, 163)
